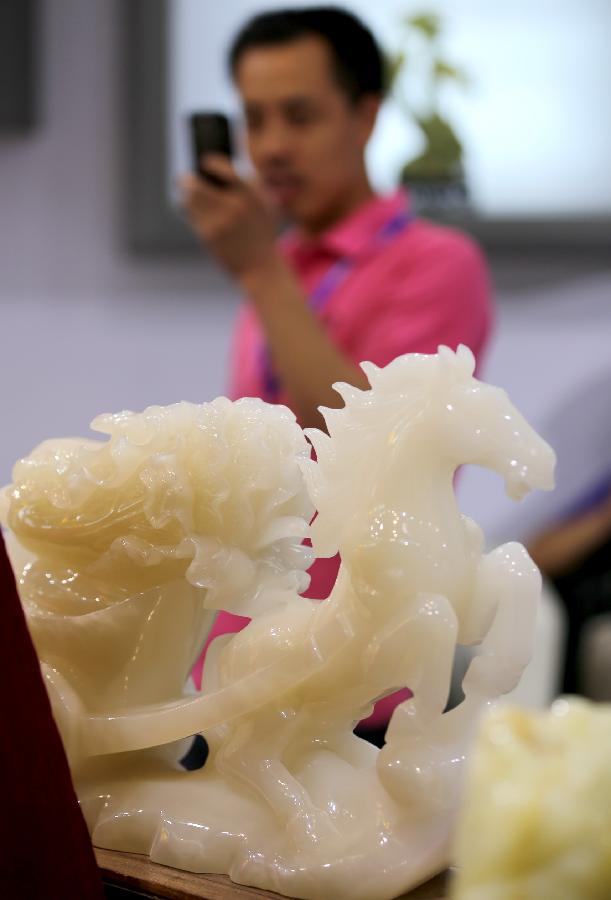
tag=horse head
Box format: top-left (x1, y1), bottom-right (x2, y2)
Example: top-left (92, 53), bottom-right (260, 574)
top-left (432, 345), bottom-right (556, 500)
top-left (304, 346), bottom-right (555, 561)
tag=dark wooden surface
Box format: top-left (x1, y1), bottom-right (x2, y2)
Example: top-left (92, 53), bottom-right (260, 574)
top-left (97, 848), bottom-right (450, 900)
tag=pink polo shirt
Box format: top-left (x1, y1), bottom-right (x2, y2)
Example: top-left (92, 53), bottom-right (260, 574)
top-left (193, 189), bottom-right (493, 728)
top-left (229, 189), bottom-right (492, 403)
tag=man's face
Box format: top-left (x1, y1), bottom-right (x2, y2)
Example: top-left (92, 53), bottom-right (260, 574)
top-left (234, 36), bottom-right (377, 233)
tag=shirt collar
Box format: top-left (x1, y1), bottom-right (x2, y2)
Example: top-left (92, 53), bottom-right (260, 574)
top-left (283, 189), bottom-right (410, 261)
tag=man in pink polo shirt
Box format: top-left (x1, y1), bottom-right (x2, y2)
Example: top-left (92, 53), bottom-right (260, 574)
top-left (180, 7), bottom-right (493, 744)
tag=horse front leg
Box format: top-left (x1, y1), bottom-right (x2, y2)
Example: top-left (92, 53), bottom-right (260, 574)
top-left (379, 592), bottom-right (458, 738)
top-left (378, 548), bottom-right (540, 815)
top-left (461, 541), bottom-right (541, 701)
top-left (376, 543), bottom-right (542, 815)
top-left (376, 593), bottom-right (460, 808)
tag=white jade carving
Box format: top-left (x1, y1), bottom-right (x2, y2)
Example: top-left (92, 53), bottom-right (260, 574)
top-left (1, 347), bottom-right (555, 900)
top-left (452, 698), bottom-right (611, 899)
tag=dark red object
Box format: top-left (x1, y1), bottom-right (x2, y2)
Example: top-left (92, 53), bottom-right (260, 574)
top-left (0, 534), bottom-right (103, 899)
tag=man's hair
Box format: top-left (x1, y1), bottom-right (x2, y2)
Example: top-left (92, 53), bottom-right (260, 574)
top-left (228, 6), bottom-right (386, 103)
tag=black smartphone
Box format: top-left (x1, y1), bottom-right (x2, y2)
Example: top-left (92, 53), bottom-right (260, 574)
top-left (189, 112), bottom-right (233, 188)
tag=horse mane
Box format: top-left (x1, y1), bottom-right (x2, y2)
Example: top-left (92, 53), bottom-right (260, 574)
top-left (302, 346), bottom-right (475, 558)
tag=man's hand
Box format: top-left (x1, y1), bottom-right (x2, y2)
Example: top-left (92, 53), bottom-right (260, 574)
top-left (180, 155), bottom-right (368, 430)
top-left (179, 155), bottom-right (279, 281)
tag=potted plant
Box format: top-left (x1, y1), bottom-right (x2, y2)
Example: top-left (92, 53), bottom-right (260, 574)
top-left (387, 12), bottom-right (470, 216)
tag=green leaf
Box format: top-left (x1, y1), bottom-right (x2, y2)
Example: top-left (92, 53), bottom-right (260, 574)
top-left (433, 60), bottom-right (469, 84)
top-left (405, 13), bottom-right (440, 39)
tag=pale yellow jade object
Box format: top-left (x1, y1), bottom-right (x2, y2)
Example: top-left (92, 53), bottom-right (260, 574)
top-left (452, 698), bottom-right (611, 900)
top-left (2, 346), bottom-right (555, 900)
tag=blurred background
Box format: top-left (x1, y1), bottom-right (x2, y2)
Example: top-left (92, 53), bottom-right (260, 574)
top-left (1, 0), bottom-right (610, 698)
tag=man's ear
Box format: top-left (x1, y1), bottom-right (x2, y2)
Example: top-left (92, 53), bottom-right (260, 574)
top-left (356, 94), bottom-right (382, 144)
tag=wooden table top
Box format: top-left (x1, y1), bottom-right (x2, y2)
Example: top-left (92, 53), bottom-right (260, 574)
top-left (96, 848), bottom-right (451, 900)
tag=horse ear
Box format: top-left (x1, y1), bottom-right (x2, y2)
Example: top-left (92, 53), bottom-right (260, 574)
top-left (456, 344), bottom-right (476, 378)
top-left (437, 345), bottom-right (455, 375)
top-left (437, 344), bottom-right (475, 380)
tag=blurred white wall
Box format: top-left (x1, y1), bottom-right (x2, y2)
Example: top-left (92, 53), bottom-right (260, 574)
top-left (0, 0), bottom-right (240, 478)
top-left (172, 0), bottom-right (611, 213)
top-left (1, 0), bottom-right (610, 548)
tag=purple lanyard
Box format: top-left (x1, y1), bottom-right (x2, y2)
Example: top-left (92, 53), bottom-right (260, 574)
top-left (259, 207), bottom-right (412, 401)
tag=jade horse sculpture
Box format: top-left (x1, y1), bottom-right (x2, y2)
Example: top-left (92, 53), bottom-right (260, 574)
top-left (1, 346), bottom-right (555, 900)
